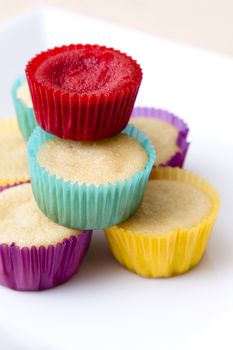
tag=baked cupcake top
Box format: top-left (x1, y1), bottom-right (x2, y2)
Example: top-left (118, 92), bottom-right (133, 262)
top-left (0, 118), bottom-right (29, 183)
top-left (37, 134), bottom-right (148, 186)
top-left (28, 45), bottom-right (142, 95)
top-left (130, 116), bottom-right (180, 165)
top-left (16, 81), bottom-right (32, 108)
top-left (120, 179), bottom-right (212, 235)
top-left (0, 184), bottom-right (80, 247)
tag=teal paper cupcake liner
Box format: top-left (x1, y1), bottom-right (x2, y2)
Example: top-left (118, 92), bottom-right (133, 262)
top-left (27, 125), bottom-right (156, 230)
top-left (12, 76), bottom-right (37, 141)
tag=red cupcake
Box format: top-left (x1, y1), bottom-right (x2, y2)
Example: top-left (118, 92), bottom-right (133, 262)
top-left (26, 44), bottom-right (142, 141)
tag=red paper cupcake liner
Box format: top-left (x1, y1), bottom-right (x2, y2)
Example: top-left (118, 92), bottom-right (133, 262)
top-left (0, 185), bottom-right (92, 291)
top-left (132, 107), bottom-right (190, 168)
top-left (26, 44), bottom-right (142, 141)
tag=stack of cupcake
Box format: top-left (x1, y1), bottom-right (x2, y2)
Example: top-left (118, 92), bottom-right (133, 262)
top-left (0, 44), bottom-right (220, 291)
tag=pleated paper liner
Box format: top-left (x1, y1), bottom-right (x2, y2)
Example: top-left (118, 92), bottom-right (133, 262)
top-left (0, 184), bottom-right (92, 291)
top-left (0, 178), bottom-right (29, 192)
top-left (0, 233), bottom-right (92, 291)
top-left (0, 117), bottom-right (29, 187)
top-left (26, 44), bottom-right (142, 141)
top-left (132, 107), bottom-right (190, 170)
top-left (11, 76), bottom-right (37, 141)
top-left (105, 167), bottom-right (220, 278)
top-left (27, 124), bottom-right (155, 230)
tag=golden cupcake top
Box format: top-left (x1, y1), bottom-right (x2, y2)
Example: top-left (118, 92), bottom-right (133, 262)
top-left (0, 184), bottom-right (80, 247)
top-left (37, 134), bottom-right (148, 186)
top-left (120, 179), bottom-right (212, 235)
top-left (16, 82), bottom-right (32, 108)
top-left (0, 117), bottom-right (29, 184)
top-left (130, 116), bottom-right (180, 165)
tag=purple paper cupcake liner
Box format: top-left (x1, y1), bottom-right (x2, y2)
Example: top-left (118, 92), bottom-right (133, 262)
top-left (0, 185), bottom-right (92, 291)
top-left (131, 107), bottom-right (190, 168)
top-left (0, 180), bottom-right (30, 193)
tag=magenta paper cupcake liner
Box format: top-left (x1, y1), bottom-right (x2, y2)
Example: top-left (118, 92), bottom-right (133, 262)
top-left (0, 185), bottom-right (92, 291)
top-left (132, 107), bottom-right (190, 167)
top-left (0, 180), bottom-right (30, 193)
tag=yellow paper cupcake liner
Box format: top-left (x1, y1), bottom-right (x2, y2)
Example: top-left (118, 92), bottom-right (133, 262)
top-left (105, 167), bottom-right (220, 278)
top-left (0, 117), bottom-right (29, 186)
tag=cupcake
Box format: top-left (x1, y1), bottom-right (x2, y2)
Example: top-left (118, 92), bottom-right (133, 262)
top-left (0, 117), bottom-right (29, 189)
top-left (131, 107), bottom-right (189, 168)
top-left (0, 183), bottom-right (92, 291)
top-left (12, 76), bottom-right (36, 141)
top-left (26, 44), bottom-right (142, 141)
top-left (105, 167), bottom-right (220, 277)
top-left (28, 124), bottom-right (155, 230)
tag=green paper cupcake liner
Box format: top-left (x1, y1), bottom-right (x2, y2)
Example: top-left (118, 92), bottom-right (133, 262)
top-left (27, 125), bottom-right (156, 230)
top-left (12, 76), bottom-right (37, 141)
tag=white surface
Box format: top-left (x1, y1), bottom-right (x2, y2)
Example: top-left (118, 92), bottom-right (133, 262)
top-left (0, 5), bottom-right (233, 350)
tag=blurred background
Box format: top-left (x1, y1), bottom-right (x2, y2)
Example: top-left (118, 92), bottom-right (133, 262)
top-left (0, 0), bottom-right (233, 56)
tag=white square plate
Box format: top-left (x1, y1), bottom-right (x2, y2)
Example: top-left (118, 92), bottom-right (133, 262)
top-left (0, 5), bottom-right (232, 350)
